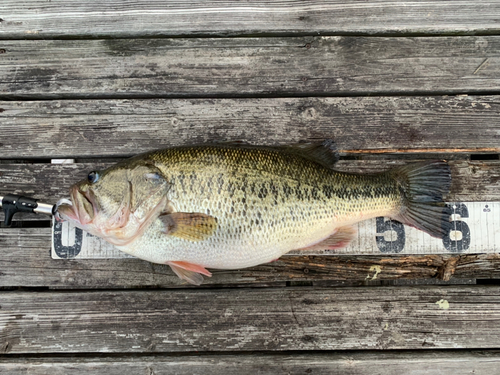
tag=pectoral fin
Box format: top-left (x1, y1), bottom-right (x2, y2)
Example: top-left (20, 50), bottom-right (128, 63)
top-left (160, 212), bottom-right (218, 241)
top-left (167, 261), bottom-right (212, 285)
top-left (298, 226), bottom-right (357, 251)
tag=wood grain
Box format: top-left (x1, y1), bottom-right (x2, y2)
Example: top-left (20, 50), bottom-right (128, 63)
top-left (1, 351), bottom-right (500, 374)
top-left (1, 1), bottom-right (500, 38)
top-left (1, 96), bottom-right (499, 158)
top-left (1, 286), bottom-right (500, 353)
top-left (1, 0), bottom-right (499, 365)
top-left (1, 228), bottom-right (500, 287)
top-left (0, 37), bottom-right (499, 100)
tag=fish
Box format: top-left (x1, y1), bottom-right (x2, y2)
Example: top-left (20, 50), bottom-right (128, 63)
top-left (56, 140), bottom-right (452, 285)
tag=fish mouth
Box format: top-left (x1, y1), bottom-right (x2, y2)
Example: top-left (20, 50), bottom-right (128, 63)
top-left (56, 185), bottom-right (97, 226)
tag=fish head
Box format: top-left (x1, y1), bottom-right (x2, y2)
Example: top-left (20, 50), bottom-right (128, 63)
top-left (57, 162), bottom-right (170, 244)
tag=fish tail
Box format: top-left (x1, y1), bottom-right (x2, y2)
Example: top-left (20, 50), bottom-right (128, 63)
top-left (390, 161), bottom-right (452, 238)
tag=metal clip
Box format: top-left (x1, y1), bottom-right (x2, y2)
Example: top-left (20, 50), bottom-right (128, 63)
top-left (0, 194), bottom-right (55, 227)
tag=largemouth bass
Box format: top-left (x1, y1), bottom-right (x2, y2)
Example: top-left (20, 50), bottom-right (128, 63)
top-left (57, 140), bottom-right (451, 284)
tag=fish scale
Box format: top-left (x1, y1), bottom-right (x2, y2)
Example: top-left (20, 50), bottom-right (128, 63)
top-left (116, 146), bottom-right (402, 269)
top-left (56, 142), bottom-right (451, 284)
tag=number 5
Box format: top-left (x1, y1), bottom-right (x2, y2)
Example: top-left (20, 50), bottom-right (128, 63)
top-left (376, 218), bottom-right (405, 253)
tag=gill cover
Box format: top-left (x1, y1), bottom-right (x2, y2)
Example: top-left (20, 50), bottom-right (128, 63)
top-left (58, 163), bottom-right (172, 247)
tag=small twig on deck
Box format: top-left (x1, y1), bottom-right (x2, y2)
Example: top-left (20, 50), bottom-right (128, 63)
top-left (473, 58), bottom-right (490, 75)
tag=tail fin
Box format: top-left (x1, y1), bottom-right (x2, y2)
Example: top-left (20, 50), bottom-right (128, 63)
top-left (390, 161), bottom-right (452, 239)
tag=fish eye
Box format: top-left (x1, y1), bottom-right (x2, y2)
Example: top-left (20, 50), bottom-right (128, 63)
top-left (87, 171), bottom-right (99, 184)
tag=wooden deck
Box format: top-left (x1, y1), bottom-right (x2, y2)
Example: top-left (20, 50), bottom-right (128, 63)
top-left (1, 1), bottom-right (500, 373)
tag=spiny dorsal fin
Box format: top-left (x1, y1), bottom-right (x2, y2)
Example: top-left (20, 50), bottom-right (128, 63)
top-left (160, 212), bottom-right (218, 241)
top-left (278, 139), bottom-right (339, 169)
top-left (207, 139), bottom-right (339, 169)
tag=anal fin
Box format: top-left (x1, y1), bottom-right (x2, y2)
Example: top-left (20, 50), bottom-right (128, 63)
top-left (167, 261), bottom-right (212, 285)
top-left (298, 226), bottom-right (357, 251)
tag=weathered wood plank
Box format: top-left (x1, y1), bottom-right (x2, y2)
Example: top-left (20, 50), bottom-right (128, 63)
top-left (1, 351), bottom-right (500, 374)
top-left (1, 228), bottom-right (500, 287)
top-left (1, 96), bottom-right (499, 158)
top-left (0, 160), bottom-right (498, 224)
top-left (0, 159), bottom-right (497, 225)
top-left (1, 286), bottom-right (500, 353)
top-left (0, 37), bottom-right (498, 99)
top-left (1, 0), bottom-right (500, 38)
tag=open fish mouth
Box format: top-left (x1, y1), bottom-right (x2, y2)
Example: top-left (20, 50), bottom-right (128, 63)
top-left (54, 198), bottom-right (73, 222)
top-left (56, 185), bottom-right (97, 225)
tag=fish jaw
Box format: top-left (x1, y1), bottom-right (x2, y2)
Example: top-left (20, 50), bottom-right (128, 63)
top-left (55, 199), bottom-right (78, 223)
top-left (56, 178), bottom-right (169, 248)
top-left (55, 184), bottom-right (129, 242)
top-left (56, 185), bottom-right (97, 229)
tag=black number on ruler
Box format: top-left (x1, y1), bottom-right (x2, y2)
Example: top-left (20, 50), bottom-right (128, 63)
top-left (53, 220), bottom-right (83, 258)
top-left (376, 218), bottom-right (405, 253)
top-left (443, 203), bottom-right (470, 253)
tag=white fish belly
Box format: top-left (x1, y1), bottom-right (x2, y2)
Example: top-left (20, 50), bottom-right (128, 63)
top-left (117, 214), bottom-right (338, 269)
top-left (115, 177), bottom-right (394, 269)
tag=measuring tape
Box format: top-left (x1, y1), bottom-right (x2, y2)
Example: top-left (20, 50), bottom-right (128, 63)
top-left (51, 202), bottom-right (499, 259)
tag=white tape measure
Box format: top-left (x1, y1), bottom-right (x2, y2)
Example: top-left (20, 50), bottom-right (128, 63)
top-left (51, 202), bottom-right (499, 259)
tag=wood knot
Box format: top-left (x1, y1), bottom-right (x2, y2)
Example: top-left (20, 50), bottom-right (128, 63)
top-left (301, 107), bottom-right (316, 119)
top-left (437, 256), bottom-right (459, 281)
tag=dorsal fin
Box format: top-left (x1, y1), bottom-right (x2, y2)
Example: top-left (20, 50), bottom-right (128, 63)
top-left (206, 139), bottom-right (339, 169)
top-left (278, 139), bottom-right (339, 169)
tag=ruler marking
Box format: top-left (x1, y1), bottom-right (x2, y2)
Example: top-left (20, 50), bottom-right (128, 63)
top-left (52, 202), bottom-right (500, 259)
top-left (481, 203), bottom-right (487, 251)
